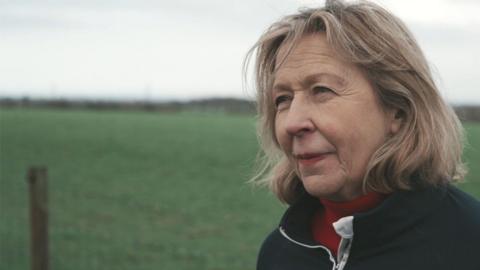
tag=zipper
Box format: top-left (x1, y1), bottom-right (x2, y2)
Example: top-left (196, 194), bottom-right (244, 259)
top-left (335, 238), bottom-right (351, 270)
top-left (333, 216), bottom-right (354, 270)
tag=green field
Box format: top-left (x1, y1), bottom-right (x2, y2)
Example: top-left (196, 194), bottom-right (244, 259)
top-left (1, 108), bottom-right (479, 270)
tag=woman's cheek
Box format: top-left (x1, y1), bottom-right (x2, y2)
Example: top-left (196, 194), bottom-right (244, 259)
top-left (275, 119), bottom-right (290, 152)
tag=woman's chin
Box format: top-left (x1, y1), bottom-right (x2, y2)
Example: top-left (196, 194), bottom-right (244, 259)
top-left (301, 174), bottom-right (361, 201)
top-left (301, 174), bottom-right (344, 199)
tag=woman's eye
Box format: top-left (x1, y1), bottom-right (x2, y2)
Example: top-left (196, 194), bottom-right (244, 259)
top-left (274, 95), bottom-right (291, 107)
top-left (312, 86), bottom-right (333, 94)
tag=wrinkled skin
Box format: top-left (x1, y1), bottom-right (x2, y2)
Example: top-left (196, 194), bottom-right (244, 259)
top-left (273, 33), bottom-right (401, 201)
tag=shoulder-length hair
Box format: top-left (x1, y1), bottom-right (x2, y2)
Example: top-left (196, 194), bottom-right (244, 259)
top-left (245, 0), bottom-right (466, 204)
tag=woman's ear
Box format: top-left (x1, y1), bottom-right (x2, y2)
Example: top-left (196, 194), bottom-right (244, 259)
top-left (389, 109), bottom-right (403, 135)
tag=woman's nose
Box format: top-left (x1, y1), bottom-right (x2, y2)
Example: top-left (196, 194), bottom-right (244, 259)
top-left (284, 98), bottom-right (314, 137)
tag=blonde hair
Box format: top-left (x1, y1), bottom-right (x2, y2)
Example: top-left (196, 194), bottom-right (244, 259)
top-left (245, 0), bottom-right (466, 204)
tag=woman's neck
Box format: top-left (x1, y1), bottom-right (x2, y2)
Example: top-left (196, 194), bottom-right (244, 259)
top-left (320, 192), bottom-right (387, 219)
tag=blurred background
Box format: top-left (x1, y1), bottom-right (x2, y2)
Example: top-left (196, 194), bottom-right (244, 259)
top-left (1, 0), bottom-right (479, 269)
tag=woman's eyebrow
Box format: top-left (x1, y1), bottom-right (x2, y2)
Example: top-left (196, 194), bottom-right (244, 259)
top-left (272, 72), bottom-right (347, 95)
top-left (272, 83), bottom-right (291, 95)
top-left (303, 73), bottom-right (347, 88)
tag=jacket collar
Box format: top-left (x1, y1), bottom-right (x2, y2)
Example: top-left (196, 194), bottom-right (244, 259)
top-left (279, 188), bottom-right (322, 246)
top-left (351, 185), bottom-right (447, 258)
top-left (279, 185), bottom-right (448, 254)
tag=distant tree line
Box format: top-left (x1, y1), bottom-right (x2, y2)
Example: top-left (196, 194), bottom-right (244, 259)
top-left (0, 97), bottom-right (256, 115)
top-left (1, 97), bottom-right (480, 122)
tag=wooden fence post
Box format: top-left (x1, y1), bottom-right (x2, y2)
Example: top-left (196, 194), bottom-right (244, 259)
top-left (27, 167), bottom-right (49, 270)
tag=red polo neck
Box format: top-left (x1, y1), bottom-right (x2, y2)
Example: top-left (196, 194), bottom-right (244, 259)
top-left (312, 192), bottom-right (387, 256)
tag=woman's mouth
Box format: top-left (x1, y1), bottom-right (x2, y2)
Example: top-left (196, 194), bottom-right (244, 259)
top-left (296, 153), bottom-right (330, 166)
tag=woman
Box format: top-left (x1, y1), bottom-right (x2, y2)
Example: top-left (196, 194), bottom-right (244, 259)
top-left (246, 0), bottom-right (480, 269)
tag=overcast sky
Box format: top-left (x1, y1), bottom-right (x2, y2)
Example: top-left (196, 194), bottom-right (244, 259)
top-left (1, 0), bottom-right (479, 104)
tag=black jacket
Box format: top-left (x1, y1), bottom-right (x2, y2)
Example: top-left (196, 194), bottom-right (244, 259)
top-left (257, 184), bottom-right (480, 270)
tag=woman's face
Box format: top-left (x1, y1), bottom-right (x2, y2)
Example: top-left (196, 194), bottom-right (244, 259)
top-left (273, 33), bottom-right (400, 201)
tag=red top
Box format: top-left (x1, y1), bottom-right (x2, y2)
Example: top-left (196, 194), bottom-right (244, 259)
top-left (311, 192), bottom-right (387, 256)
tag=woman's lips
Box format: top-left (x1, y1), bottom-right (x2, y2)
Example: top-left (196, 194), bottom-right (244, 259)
top-left (296, 153), bottom-right (330, 166)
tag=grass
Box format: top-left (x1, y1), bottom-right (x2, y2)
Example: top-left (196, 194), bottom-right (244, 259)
top-left (0, 108), bottom-right (479, 270)
top-left (462, 123), bottom-right (480, 197)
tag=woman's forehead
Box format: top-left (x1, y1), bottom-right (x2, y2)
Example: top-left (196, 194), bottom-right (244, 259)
top-left (276, 33), bottom-right (332, 63)
top-left (274, 33), bottom-right (353, 80)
